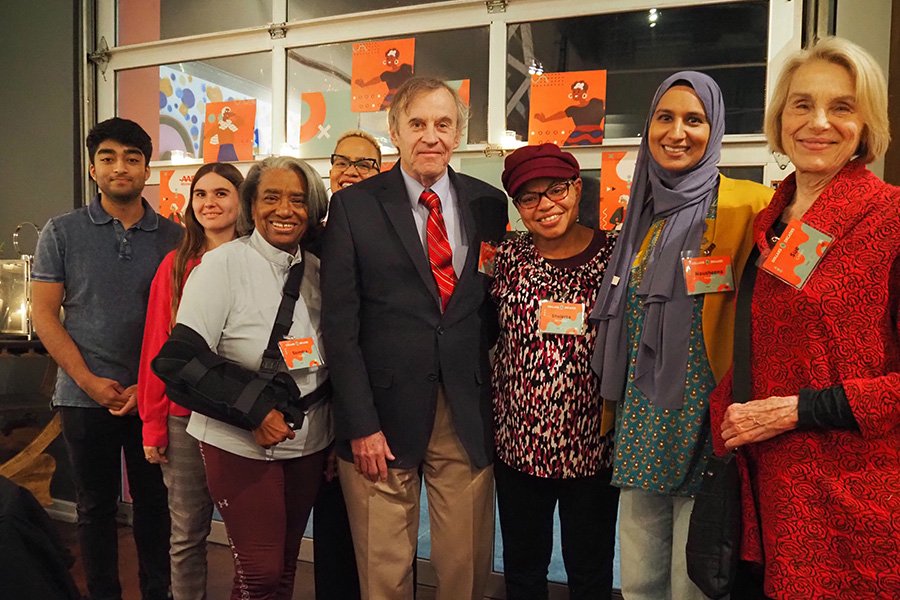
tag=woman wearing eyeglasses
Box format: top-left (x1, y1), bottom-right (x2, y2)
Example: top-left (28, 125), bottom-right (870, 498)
top-left (310, 129), bottom-right (382, 600)
top-left (329, 130), bottom-right (382, 193)
top-left (490, 143), bottom-right (619, 599)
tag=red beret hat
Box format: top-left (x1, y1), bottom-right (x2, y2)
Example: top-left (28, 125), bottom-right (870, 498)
top-left (501, 143), bottom-right (580, 198)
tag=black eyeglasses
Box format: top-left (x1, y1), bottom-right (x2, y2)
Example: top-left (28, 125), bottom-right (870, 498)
top-left (513, 179), bottom-right (575, 209)
top-left (330, 154), bottom-right (379, 174)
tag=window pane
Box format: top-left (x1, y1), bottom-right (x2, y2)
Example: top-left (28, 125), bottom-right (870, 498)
top-left (288, 0), bottom-right (450, 21)
top-left (506, 2), bottom-right (769, 143)
top-left (117, 53), bottom-right (272, 161)
top-left (287, 28), bottom-right (489, 158)
top-left (720, 165), bottom-right (765, 184)
top-left (118, 0), bottom-right (272, 45)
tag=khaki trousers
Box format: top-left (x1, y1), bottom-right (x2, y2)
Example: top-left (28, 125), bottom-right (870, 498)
top-left (338, 389), bottom-right (494, 600)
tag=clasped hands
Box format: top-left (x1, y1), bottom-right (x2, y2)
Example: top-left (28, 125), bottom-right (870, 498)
top-left (84, 375), bottom-right (137, 416)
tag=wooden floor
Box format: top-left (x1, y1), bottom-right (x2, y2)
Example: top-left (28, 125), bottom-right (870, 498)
top-left (54, 520), bottom-right (438, 600)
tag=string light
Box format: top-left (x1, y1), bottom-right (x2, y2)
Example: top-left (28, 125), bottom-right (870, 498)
top-left (528, 58), bottom-right (544, 76)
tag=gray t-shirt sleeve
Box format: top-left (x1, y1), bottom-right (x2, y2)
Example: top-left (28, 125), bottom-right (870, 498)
top-left (32, 219), bottom-right (65, 283)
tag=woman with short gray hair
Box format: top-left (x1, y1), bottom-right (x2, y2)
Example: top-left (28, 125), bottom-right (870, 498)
top-left (178, 155), bottom-right (332, 599)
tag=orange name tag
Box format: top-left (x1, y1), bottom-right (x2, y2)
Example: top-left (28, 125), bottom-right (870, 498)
top-left (760, 220), bottom-right (833, 290)
top-left (537, 301), bottom-right (585, 335)
top-left (682, 255), bottom-right (735, 295)
top-left (478, 242), bottom-right (498, 276)
top-left (277, 337), bottom-right (323, 370)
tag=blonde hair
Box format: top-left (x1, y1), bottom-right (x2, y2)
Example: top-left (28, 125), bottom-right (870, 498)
top-left (334, 129), bottom-right (382, 164)
top-left (765, 36), bottom-right (890, 163)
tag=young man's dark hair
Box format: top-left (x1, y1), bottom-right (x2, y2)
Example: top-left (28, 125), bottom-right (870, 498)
top-left (85, 117), bottom-right (153, 164)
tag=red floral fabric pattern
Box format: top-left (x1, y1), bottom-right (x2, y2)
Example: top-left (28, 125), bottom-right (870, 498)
top-left (710, 160), bottom-right (900, 598)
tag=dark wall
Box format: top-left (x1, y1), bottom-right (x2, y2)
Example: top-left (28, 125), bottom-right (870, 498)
top-left (885, 0), bottom-right (900, 186)
top-left (0, 1), bottom-right (79, 258)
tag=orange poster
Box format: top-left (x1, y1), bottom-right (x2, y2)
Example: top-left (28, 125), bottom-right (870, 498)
top-left (159, 168), bottom-right (196, 224)
top-left (599, 151), bottom-right (634, 230)
top-left (202, 99), bottom-right (256, 163)
top-left (529, 70), bottom-right (607, 146)
top-left (351, 38), bottom-right (415, 112)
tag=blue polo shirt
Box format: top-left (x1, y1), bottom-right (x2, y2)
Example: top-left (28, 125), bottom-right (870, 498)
top-left (32, 195), bottom-right (183, 408)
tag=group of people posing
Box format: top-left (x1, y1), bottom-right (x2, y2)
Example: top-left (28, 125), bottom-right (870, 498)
top-left (32, 35), bottom-right (898, 600)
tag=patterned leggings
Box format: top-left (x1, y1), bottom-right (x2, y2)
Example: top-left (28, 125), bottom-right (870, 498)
top-left (200, 443), bottom-right (325, 600)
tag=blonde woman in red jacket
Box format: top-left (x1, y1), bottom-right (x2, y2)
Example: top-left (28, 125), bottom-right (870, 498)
top-left (137, 162), bottom-right (245, 600)
top-left (713, 37), bottom-right (900, 598)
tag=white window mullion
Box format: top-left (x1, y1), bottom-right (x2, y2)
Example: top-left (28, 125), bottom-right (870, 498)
top-left (272, 0), bottom-right (288, 23)
top-left (270, 0), bottom-right (289, 156)
top-left (763, 0), bottom-right (804, 184)
top-left (271, 40), bottom-right (288, 156)
top-left (94, 0), bottom-right (117, 122)
top-left (487, 15), bottom-right (508, 145)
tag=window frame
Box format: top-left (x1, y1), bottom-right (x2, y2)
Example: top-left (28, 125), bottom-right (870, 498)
top-left (93, 0), bottom-right (802, 189)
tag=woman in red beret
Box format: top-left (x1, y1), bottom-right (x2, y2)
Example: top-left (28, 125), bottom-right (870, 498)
top-left (491, 143), bottom-right (619, 599)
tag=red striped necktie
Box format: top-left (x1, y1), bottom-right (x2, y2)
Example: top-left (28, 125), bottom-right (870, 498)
top-left (419, 189), bottom-right (457, 312)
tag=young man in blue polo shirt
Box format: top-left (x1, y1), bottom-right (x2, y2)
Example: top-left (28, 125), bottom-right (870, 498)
top-left (32, 117), bottom-right (183, 600)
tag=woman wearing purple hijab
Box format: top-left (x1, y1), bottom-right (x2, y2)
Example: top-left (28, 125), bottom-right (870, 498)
top-left (589, 72), bottom-right (772, 598)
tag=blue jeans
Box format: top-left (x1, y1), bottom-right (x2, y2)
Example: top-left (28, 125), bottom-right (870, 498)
top-left (618, 488), bottom-right (710, 600)
top-left (59, 407), bottom-right (171, 600)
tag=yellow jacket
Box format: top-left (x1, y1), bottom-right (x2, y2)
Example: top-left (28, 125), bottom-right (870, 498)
top-left (701, 174), bottom-right (773, 382)
top-left (600, 174), bottom-right (772, 433)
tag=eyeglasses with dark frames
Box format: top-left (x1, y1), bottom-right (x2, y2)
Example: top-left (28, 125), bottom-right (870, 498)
top-left (330, 154), bottom-right (379, 174)
top-left (513, 179), bottom-right (576, 210)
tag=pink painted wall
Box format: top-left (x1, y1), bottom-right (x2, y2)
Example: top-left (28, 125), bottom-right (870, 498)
top-left (118, 0), bottom-right (160, 45)
top-left (117, 1), bottom-right (161, 160)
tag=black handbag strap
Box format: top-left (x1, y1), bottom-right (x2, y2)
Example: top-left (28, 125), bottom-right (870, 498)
top-left (259, 254), bottom-right (306, 379)
top-left (732, 245), bottom-right (760, 404)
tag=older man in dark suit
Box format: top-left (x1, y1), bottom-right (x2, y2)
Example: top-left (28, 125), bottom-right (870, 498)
top-left (321, 77), bottom-right (507, 600)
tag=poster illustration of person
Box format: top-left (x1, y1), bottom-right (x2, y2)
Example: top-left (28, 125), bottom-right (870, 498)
top-left (529, 70), bottom-right (607, 146)
top-left (599, 150), bottom-right (635, 230)
top-left (202, 99), bottom-right (256, 162)
top-left (158, 168), bottom-right (196, 224)
top-left (351, 38), bottom-right (415, 112)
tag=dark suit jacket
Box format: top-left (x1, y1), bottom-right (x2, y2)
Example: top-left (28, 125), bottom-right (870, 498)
top-left (321, 165), bottom-right (508, 469)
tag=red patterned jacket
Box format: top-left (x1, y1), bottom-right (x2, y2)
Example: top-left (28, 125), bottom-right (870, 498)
top-left (710, 160), bottom-right (900, 599)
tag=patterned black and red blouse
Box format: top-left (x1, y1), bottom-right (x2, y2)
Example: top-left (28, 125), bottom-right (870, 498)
top-left (491, 229), bottom-right (616, 479)
top-left (710, 159), bottom-right (900, 598)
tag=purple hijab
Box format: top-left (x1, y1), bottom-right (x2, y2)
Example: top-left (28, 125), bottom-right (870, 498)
top-left (590, 71), bottom-right (725, 409)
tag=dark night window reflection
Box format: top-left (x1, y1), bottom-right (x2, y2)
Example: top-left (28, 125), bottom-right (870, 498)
top-left (506, 2), bottom-right (769, 141)
top-left (288, 0), bottom-right (452, 20)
